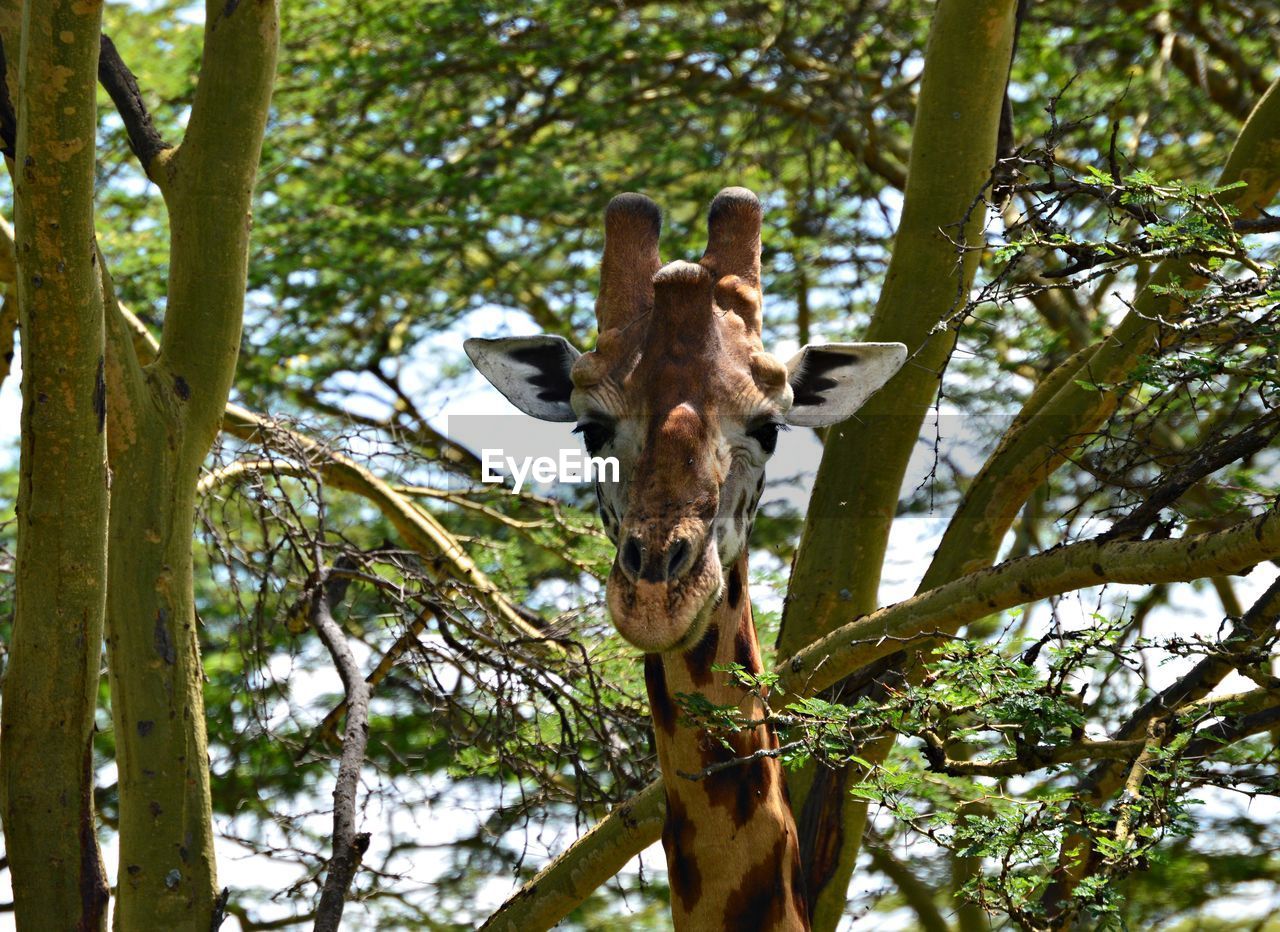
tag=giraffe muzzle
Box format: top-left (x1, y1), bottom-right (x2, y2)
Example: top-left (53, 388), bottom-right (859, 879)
top-left (606, 529), bottom-right (722, 653)
top-left (619, 534), bottom-right (696, 584)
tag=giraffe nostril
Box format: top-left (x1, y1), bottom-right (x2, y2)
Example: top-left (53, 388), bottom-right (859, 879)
top-left (621, 536), bottom-right (644, 579)
top-left (665, 538), bottom-right (692, 580)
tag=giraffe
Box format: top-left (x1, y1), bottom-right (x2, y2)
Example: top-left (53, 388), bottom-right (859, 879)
top-left (465, 188), bottom-right (905, 930)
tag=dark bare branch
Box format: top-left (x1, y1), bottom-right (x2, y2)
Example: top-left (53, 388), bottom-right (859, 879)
top-left (300, 606), bottom-right (433, 758)
top-left (97, 34), bottom-right (172, 171)
top-left (0, 36), bottom-right (14, 158)
top-left (308, 567), bottom-right (373, 932)
top-left (209, 887), bottom-right (230, 931)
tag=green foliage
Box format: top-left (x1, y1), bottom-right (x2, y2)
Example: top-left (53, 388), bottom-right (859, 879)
top-left (1, 0), bottom-right (1279, 927)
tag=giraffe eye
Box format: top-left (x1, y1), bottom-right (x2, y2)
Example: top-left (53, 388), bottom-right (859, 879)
top-left (747, 421), bottom-right (785, 455)
top-left (573, 420), bottom-right (615, 455)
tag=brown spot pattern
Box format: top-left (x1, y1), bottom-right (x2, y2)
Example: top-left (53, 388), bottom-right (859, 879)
top-left (645, 655), bottom-right (676, 734)
top-left (790, 854), bottom-right (810, 925)
top-left (704, 756), bottom-right (768, 828)
top-left (727, 564), bottom-right (743, 608)
top-left (723, 835), bottom-right (790, 931)
top-left (734, 607), bottom-right (761, 672)
top-left (684, 622), bottom-right (720, 686)
top-left (663, 795), bottom-right (703, 911)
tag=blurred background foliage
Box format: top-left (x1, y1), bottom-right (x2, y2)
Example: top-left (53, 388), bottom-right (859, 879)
top-left (2, 0), bottom-right (1280, 928)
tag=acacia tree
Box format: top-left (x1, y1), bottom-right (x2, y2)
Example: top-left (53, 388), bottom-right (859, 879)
top-left (2, 0), bottom-right (1280, 930)
top-left (0, 0), bottom-right (278, 928)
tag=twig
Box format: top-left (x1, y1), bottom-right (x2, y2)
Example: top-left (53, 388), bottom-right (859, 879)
top-left (310, 568), bottom-right (373, 932)
top-left (1100, 410), bottom-right (1280, 542)
top-left (1113, 722), bottom-right (1164, 848)
top-left (917, 731), bottom-right (1149, 778)
top-left (226, 903), bottom-right (318, 932)
top-left (1232, 215), bottom-right (1280, 234)
top-left (1103, 574), bottom-right (1280, 749)
top-left (209, 887), bottom-right (230, 931)
top-left (676, 741), bottom-right (803, 781)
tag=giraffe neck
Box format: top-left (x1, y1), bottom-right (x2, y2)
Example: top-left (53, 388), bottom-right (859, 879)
top-left (645, 553), bottom-right (810, 931)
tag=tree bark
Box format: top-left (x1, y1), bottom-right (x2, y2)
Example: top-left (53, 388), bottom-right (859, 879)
top-left (0, 1), bottom-right (111, 928)
top-left (310, 572), bottom-right (373, 932)
top-left (101, 1), bottom-right (279, 927)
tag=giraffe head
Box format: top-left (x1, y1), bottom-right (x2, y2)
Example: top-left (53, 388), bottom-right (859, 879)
top-left (466, 188), bottom-right (905, 653)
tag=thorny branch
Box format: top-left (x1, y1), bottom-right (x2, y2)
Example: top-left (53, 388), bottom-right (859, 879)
top-left (1100, 410), bottom-right (1280, 541)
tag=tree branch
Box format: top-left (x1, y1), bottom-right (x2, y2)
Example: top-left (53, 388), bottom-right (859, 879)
top-left (477, 781), bottom-right (665, 932)
top-left (922, 75), bottom-right (1280, 598)
top-left (300, 605), bottom-right (434, 758)
top-left (1181, 693), bottom-right (1280, 759)
top-left (918, 733), bottom-right (1149, 778)
top-left (153, 0), bottom-right (279, 466)
top-left (220, 403), bottom-right (552, 646)
top-left (310, 568), bottom-right (372, 932)
top-left (289, 385), bottom-right (483, 479)
top-left (864, 836), bottom-right (950, 932)
top-left (1111, 575), bottom-right (1280, 745)
top-left (112, 302), bottom-right (552, 649)
top-left (1041, 687), bottom-right (1280, 926)
top-left (779, 507), bottom-right (1280, 701)
top-left (1039, 575), bottom-right (1280, 917)
top-left (1100, 410), bottom-right (1280, 541)
top-left (225, 903), bottom-right (318, 931)
top-left (97, 34), bottom-right (171, 176)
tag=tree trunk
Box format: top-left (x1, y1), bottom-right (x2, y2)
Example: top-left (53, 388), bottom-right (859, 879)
top-left (105, 412), bottom-right (222, 926)
top-left (96, 2), bottom-right (279, 927)
top-left (0, 2), bottom-right (111, 928)
top-left (776, 2), bottom-right (1019, 926)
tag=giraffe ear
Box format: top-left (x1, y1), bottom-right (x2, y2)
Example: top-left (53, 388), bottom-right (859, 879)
top-left (784, 342), bottom-right (907, 427)
top-left (464, 335), bottom-right (581, 422)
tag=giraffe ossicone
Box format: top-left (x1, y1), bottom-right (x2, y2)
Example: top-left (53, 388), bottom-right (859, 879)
top-left (466, 187), bottom-right (905, 929)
